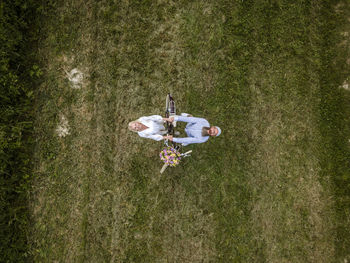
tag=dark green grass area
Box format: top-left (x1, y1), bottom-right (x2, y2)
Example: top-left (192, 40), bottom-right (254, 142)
top-left (0, 0), bottom-right (43, 261)
top-left (319, 1), bottom-right (350, 257)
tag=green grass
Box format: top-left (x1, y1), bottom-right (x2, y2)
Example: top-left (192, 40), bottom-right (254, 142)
top-left (28, 0), bottom-right (350, 262)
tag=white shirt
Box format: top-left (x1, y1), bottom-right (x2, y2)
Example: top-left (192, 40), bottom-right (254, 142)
top-left (137, 115), bottom-right (166, 141)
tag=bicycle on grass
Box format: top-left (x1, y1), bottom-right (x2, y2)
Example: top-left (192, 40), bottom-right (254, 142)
top-left (160, 94), bottom-right (192, 173)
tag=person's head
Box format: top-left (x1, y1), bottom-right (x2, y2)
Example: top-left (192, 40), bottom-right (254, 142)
top-left (202, 126), bottom-right (221, 137)
top-left (208, 126), bottom-right (220, 136)
top-left (128, 121), bottom-right (142, 132)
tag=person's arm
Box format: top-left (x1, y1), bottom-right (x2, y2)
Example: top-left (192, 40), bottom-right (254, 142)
top-left (172, 136), bottom-right (205, 146)
top-left (148, 115), bottom-right (163, 121)
top-left (138, 132), bottom-right (163, 141)
top-left (173, 115), bottom-right (207, 125)
top-left (180, 113), bottom-right (193, 117)
top-left (139, 115), bottom-right (163, 122)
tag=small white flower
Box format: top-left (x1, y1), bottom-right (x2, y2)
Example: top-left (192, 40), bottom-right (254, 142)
top-left (341, 80), bottom-right (349, 90)
top-left (66, 68), bottom-right (84, 89)
top-left (56, 115), bottom-right (70, 137)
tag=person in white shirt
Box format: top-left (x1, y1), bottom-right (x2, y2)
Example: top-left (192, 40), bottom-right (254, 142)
top-left (128, 115), bottom-right (168, 141)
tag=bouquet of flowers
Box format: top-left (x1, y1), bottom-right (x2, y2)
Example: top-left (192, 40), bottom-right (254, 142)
top-left (159, 146), bottom-right (181, 167)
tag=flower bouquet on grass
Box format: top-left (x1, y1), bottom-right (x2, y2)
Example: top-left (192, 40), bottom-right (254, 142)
top-left (159, 146), bottom-right (181, 173)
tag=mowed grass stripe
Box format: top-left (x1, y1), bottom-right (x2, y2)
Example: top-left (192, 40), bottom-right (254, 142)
top-left (319, 1), bottom-right (350, 259)
top-left (29, 0), bottom-right (103, 261)
top-left (179, 2), bottom-right (257, 261)
top-left (245, 2), bottom-right (334, 262)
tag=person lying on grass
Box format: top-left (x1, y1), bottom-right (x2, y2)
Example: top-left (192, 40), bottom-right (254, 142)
top-left (128, 115), bottom-right (168, 141)
top-left (163, 113), bottom-right (221, 146)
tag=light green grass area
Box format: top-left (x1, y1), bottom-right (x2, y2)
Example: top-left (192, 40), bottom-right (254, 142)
top-left (29, 0), bottom-right (350, 262)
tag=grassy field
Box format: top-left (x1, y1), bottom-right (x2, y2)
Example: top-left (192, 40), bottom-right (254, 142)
top-left (29, 0), bottom-right (350, 262)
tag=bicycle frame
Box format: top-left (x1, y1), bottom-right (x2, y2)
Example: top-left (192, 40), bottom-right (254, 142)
top-left (160, 94), bottom-right (192, 173)
top-left (164, 93), bottom-right (177, 148)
